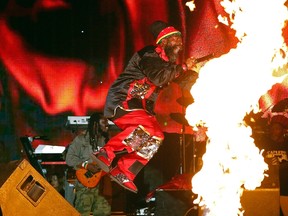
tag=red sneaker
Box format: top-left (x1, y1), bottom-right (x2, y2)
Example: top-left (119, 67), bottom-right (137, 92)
top-left (109, 167), bottom-right (138, 193)
top-left (91, 149), bottom-right (112, 172)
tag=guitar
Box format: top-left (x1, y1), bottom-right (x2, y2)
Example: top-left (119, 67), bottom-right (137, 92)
top-left (76, 164), bottom-right (104, 188)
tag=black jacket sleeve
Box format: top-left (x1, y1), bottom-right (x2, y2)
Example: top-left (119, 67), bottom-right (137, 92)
top-left (139, 52), bottom-right (182, 87)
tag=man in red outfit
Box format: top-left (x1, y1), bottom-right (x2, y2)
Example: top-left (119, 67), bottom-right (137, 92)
top-left (92, 20), bottom-right (197, 193)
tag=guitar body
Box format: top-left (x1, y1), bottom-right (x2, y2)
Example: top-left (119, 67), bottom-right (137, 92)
top-left (76, 168), bottom-right (103, 188)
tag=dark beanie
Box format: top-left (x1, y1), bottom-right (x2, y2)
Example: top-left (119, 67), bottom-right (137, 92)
top-left (270, 115), bottom-right (288, 129)
top-left (149, 20), bottom-right (181, 44)
top-left (150, 21), bottom-right (170, 39)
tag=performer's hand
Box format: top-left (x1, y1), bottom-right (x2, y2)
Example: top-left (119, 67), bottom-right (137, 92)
top-left (86, 163), bottom-right (101, 173)
top-left (185, 57), bottom-right (197, 71)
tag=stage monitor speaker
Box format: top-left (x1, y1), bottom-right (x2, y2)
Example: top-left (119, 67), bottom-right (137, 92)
top-left (198, 188), bottom-right (280, 216)
top-left (154, 189), bottom-right (197, 216)
top-left (241, 188), bottom-right (280, 216)
top-left (0, 159), bottom-right (80, 216)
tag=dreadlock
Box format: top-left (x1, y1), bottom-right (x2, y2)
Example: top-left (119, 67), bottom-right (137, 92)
top-left (87, 112), bottom-right (102, 151)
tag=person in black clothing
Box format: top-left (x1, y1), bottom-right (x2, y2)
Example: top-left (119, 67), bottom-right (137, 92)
top-left (92, 20), bottom-right (198, 193)
top-left (259, 115), bottom-right (288, 216)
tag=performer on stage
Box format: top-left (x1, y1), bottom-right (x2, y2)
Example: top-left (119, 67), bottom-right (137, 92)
top-left (66, 113), bottom-right (111, 216)
top-left (259, 115), bottom-right (288, 216)
top-left (92, 20), bottom-right (198, 193)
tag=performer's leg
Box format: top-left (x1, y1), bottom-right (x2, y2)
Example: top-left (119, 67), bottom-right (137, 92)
top-left (92, 110), bottom-right (162, 172)
top-left (110, 112), bottom-right (164, 193)
top-left (74, 187), bottom-right (94, 216)
top-left (92, 126), bottom-right (135, 172)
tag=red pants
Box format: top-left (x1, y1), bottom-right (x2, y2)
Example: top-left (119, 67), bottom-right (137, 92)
top-left (103, 110), bottom-right (164, 180)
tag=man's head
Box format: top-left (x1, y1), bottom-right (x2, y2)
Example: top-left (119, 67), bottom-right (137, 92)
top-left (269, 115), bottom-right (288, 142)
top-left (150, 20), bottom-right (183, 62)
top-left (89, 112), bottom-right (108, 134)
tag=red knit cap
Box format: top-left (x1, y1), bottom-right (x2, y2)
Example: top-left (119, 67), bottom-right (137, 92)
top-left (150, 20), bottom-right (181, 44)
top-left (156, 26), bottom-right (181, 44)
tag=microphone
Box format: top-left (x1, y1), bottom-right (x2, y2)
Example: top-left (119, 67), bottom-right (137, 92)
top-left (195, 53), bottom-right (214, 64)
top-left (33, 136), bottom-right (49, 140)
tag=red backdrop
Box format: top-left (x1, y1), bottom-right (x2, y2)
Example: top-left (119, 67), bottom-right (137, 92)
top-left (0, 0), bottom-right (287, 158)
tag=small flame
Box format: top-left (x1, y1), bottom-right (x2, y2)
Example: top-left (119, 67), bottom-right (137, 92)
top-left (186, 0), bottom-right (288, 215)
top-left (186, 1), bottom-right (196, 11)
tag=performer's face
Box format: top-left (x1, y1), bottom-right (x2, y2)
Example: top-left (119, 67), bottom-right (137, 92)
top-left (164, 35), bottom-right (183, 63)
top-left (99, 118), bottom-right (109, 132)
top-left (269, 122), bottom-right (285, 142)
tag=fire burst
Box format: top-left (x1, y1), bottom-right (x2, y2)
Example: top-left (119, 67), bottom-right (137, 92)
top-left (185, 0), bottom-right (288, 215)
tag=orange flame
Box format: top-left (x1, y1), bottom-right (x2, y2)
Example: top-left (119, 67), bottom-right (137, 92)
top-left (186, 0), bottom-right (288, 215)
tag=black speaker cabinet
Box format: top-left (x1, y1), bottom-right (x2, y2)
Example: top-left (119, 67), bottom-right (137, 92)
top-left (0, 159), bottom-right (80, 216)
top-left (154, 189), bottom-right (196, 216)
